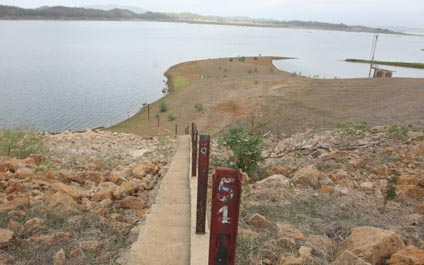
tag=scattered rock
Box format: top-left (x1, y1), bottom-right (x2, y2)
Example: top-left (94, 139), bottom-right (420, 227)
top-left (246, 213), bottom-right (269, 228)
top-left (91, 188), bottom-right (113, 202)
top-left (390, 245), bottom-right (424, 265)
top-left (320, 185), bottom-right (335, 194)
top-left (132, 161), bottom-right (157, 176)
top-left (257, 174), bottom-right (292, 188)
top-left (51, 182), bottom-right (84, 201)
top-left (53, 248), bottom-right (66, 265)
top-left (309, 235), bottom-right (334, 259)
top-left (7, 210), bottom-right (26, 219)
top-left (335, 226), bottom-right (405, 264)
top-left (80, 240), bottom-right (104, 252)
top-left (112, 182), bottom-right (137, 200)
top-left (143, 179), bottom-right (155, 190)
top-left (276, 255), bottom-right (304, 265)
top-left (262, 258), bottom-right (272, 265)
top-left (0, 229), bottom-right (14, 247)
top-left (23, 234), bottom-right (56, 246)
top-left (115, 196), bottom-right (146, 209)
top-left (277, 222), bottom-right (305, 240)
top-left (298, 246), bottom-right (312, 257)
top-left (416, 202), bottom-right (424, 214)
top-left (333, 250), bottom-right (372, 265)
top-left (44, 192), bottom-right (77, 211)
top-left (23, 217), bottom-right (45, 235)
top-left (292, 165), bottom-right (321, 189)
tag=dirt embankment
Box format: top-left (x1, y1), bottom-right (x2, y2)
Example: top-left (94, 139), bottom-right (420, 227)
top-left (210, 125), bottom-right (424, 265)
top-left (109, 56), bottom-right (424, 137)
top-left (0, 130), bottom-right (177, 264)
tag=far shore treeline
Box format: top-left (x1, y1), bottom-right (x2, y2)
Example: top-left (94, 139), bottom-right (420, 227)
top-left (0, 5), bottom-right (396, 34)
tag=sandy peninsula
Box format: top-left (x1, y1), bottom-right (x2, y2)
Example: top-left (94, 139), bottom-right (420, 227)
top-left (109, 56), bottom-right (424, 136)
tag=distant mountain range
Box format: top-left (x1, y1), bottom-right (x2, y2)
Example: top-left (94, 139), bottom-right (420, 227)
top-left (0, 5), bottom-right (396, 34)
top-left (84, 5), bottom-right (147, 14)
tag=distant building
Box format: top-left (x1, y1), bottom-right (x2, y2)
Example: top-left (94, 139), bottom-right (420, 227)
top-left (372, 67), bottom-right (394, 78)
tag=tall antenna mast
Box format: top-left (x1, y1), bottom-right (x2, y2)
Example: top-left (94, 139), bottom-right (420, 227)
top-left (368, 34), bottom-right (379, 78)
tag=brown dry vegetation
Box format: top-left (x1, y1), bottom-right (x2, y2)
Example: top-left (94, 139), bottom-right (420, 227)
top-left (110, 56), bottom-right (424, 137)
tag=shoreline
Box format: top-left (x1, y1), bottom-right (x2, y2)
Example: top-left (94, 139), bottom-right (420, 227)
top-left (0, 18), bottom-right (404, 36)
top-left (106, 56), bottom-right (290, 132)
top-left (107, 55), bottom-right (424, 137)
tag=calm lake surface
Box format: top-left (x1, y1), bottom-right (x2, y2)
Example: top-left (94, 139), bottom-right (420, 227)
top-left (1, 21), bottom-right (423, 132)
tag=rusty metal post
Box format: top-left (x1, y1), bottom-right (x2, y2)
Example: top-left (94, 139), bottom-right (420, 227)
top-left (175, 124), bottom-right (178, 135)
top-left (147, 104), bottom-right (150, 121)
top-left (191, 127), bottom-right (198, 177)
top-left (196, 135), bottom-right (210, 234)
top-left (209, 168), bottom-right (242, 265)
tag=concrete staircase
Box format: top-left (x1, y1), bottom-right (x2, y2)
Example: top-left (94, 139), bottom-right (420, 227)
top-left (127, 136), bottom-right (191, 265)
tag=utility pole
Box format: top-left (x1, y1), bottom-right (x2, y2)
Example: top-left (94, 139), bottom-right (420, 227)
top-left (369, 34), bottom-right (379, 78)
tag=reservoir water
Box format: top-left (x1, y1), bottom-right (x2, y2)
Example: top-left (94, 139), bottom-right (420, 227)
top-left (1, 21), bottom-right (423, 132)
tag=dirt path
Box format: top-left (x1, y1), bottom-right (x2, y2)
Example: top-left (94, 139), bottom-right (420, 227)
top-left (127, 136), bottom-right (191, 265)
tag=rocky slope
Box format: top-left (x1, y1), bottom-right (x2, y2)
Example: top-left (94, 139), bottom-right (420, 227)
top-left (212, 124), bottom-right (424, 265)
top-left (0, 129), bottom-right (177, 265)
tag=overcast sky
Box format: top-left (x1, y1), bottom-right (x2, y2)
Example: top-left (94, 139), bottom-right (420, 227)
top-left (1, 0), bottom-right (423, 28)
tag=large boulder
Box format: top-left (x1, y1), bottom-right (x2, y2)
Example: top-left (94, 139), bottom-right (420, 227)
top-left (390, 246), bottom-right (424, 265)
top-left (334, 226), bottom-right (405, 264)
top-left (292, 165), bottom-right (321, 189)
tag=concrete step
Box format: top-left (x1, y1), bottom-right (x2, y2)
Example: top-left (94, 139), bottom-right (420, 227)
top-left (145, 213), bottom-right (190, 227)
top-left (150, 203), bottom-right (189, 213)
top-left (155, 197), bottom-right (190, 204)
top-left (127, 136), bottom-right (191, 265)
top-left (137, 224), bottom-right (190, 243)
top-left (157, 188), bottom-right (190, 197)
top-left (128, 242), bottom-right (189, 265)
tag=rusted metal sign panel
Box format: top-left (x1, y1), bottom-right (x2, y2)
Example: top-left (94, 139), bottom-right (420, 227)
top-left (196, 135), bottom-right (210, 234)
top-left (209, 168), bottom-right (242, 265)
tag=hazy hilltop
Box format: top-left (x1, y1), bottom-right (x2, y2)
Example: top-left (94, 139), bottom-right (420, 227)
top-left (0, 5), bottom-right (396, 34)
top-left (0, 5), bottom-right (168, 21)
top-left (84, 5), bottom-right (147, 14)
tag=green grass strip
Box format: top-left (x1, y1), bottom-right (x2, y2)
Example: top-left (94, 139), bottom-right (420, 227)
top-left (345, 58), bottom-right (424, 69)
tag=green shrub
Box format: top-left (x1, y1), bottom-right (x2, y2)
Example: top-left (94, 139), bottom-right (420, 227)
top-left (229, 58), bottom-right (233, 62)
top-left (194, 103), bottom-right (204, 112)
top-left (167, 113), bottom-right (176, 121)
top-left (253, 57), bottom-right (258, 60)
top-left (387, 125), bottom-right (409, 138)
top-left (0, 126), bottom-right (47, 158)
top-left (159, 101), bottom-right (168, 112)
top-left (238, 56), bottom-right (246, 62)
top-left (219, 124), bottom-right (263, 174)
top-left (383, 176), bottom-right (398, 212)
top-left (337, 122), bottom-right (368, 136)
